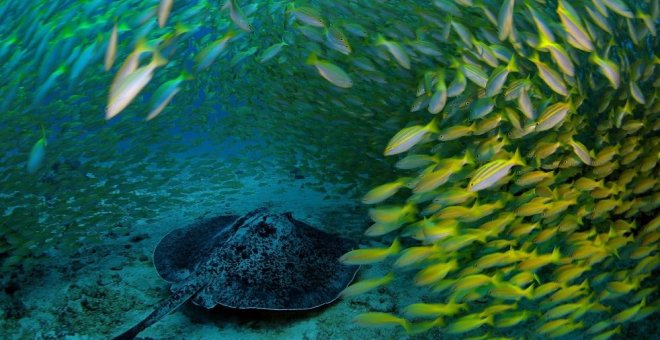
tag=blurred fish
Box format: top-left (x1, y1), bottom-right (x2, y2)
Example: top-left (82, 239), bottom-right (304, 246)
top-left (306, 52), bottom-right (352, 88)
top-left (158, 0), bottom-right (173, 28)
top-left (146, 71), bottom-right (192, 121)
top-left (106, 53), bottom-right (167, 120)
top-left (339, 238), bottom-right (401, 265)
top-left (27, 126), bottom-right (47, 174)
top-left (195, 30), bottom-right (235, 70)
top-left (258, 41), bottom-right (287, 63)
top-left (375, 35), bottom-right (411, 69)
top-left (341, 273), bottom-right (394, 297)
top-left (224, 0), bottom-right (252, 32)
top-left (384, 120), bottom-right (438, 156)
top-left (104, 22), bottom-right (118, 71)
top-left (468, 149), bottom-right (526, 191)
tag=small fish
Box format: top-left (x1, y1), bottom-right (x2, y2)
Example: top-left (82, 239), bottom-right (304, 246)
top-left (537, 318), bottom-right (570, 335)
top-left (428, 72), bottom-right (447, 114)
top-left (527, 4), bottom-right (555, 42)
top-left (339, 238), bottom-right (401, 265)
top-left (106, 52), bottom-right (167, 120)
top-left (495, 310), bottom-right (535, 328)
top-left (225, 0), bottom-right (252, 32)
top-left (230, 46), bottom-right (258, 67)
top-left (146, 71), bottom-right (192, 121)
top-left (587, 320), bottom-right (613, 334)
top-left (533, 282), bottom-right (562, 300)
top-left (451, 20), bottom-right (474, 47)
top-left (416, 152), bottom-right (474, 193)
top-left (325, 25), bottom-right (351, 55)
top-left (481, 213), bottom-right (516, 238)
top-left (612, 298), bottom-right (646, 323)
top-left (104, 22), bottom-right (118, 71)
top-left (453, 274), bottom-right (494, 293)
top-left (490, 282), bottom-right (534, 300)
top-left (375, 35), bottom-right (410, 69)
top-left (415, 259), bottom-right (458, 285)
top-left (545, 302), bottom-right (584, 320)
top-left (557, 0), bottom-right (594, 52)
top-left (341, 273), bottom-right (394, 297)
top-left (353, 312), bottom-right (410, 332)
top-left (384, 119), bottom-right (437, 156)
top-left (362, 179), bottom-right (409, 204)
top-left (575, 177), bottom-right (605, 191)
top-left (486, 56), bottom-right (518, 97)
top-left (395, 154), bottom-right (439, 170)
top-left (469, 97), bottom-right (496, 120)
top-left (461, 63), bottom-right (488, 88)
top-left (158, 0), bottom-right (173, 28)
top-left (585, 5), bottom-right (613, 34)
top-left (602, 0), bottom-right (634, 18)
top-left (418, 219), bottom-right (459, 242)
top-left (289, 6), bottom-right (326, 27)
top-left (468, 149), bottom-right (526, 191)
top-left (535, 101), bottom-right (570, 131)
top-left (437, 123), bottom-right (475, 141)
top-left (548, 320), bottom-right (584, 337)
top-left (306, 52), bottom-right (353, 88)
top-left (446, 313), bottom-right (493, 334)
top-left (394, 245), bottom-right (436, 267)
top-left (497, 0), bottom-right (515, 41)
top-left (195, 31), bottom-right (236, 70)
top-left (629, 81), bottom-right (646, 104)
top-left (589, 53), bottom-right (620, 89)
top-left (515, 170), bottom-right (553, 187)
top-left (592, 326), bottom-right (622, 340)
top-left (432, 188), bottom-right (477, 206)
top-left (475, 249), bottom-right (519, 269)
top-left (549, 279), bottom-right (589, 303)
top-left (530, 54), bottom-right (568, 96)
top-left (538, 38), bottom-right (575, 77)
top-left (111, 39), bottom-right (154, 94)
top-left (404, 300), bottom-right (467, 318)
top-left (369, 204), bottom-right (416, 225)
top-left (27, 126), bottom-right (47, 174)
top-left (474, 114), bottom-right (503, 136)
top-left (568, 138), bottom-right (593, 165)
top-left (447, 69), bottom-right (467, 97)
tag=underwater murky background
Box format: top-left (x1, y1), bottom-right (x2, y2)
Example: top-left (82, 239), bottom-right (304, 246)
top-left (1, 0), bottom-right (658, 339)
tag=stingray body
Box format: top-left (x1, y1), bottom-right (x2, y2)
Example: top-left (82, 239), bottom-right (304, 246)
top-left (113, 208), bottom-right (359, 339)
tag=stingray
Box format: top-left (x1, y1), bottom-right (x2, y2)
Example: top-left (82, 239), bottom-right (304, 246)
top-left (113, 207), bottom-right (359, 339)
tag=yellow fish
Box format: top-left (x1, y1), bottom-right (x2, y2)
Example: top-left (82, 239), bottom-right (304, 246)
top-left (339, 238), bottom-right (401, 265)
top-left (353, 312), bottom-right (410, 332)
top-left (341, 273), bottom-right (394, 297)
top-left (306, 52), bottom-right (352, 88)
top-left (384, 119), bottom-right (438, 156)
top-left (468, 149), bottom-right (525, 191)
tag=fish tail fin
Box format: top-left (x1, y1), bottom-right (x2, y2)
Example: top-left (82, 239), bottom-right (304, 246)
top-left (151, 52), bottom-right (168, 68)
top-left (426, 118), bottom-right (439, 133)
top-left (389, 237), bottom-right (402, 255)
top-left (511, 148), bottom-right (526, 167)
top-left (306, 52), bottom-right (318, 65)
top-left (175, 22), bottom-right (192, 36)
top-left (134, 37), bottom-right (151, 54)
top-left (524, 284), bottom-right (535, 299)
top-left (507, 55), bottom-right (519, 72)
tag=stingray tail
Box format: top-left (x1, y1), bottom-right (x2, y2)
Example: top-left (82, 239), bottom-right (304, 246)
top-left (112, 285), bottom-right (199, 340)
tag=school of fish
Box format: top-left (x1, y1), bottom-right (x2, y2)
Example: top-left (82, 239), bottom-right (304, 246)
top-left (0, 0), bottom-right (658, 338)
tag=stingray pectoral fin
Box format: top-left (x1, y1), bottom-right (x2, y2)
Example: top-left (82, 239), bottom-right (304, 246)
top-left (112, 283), bottom-right (201, 340)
